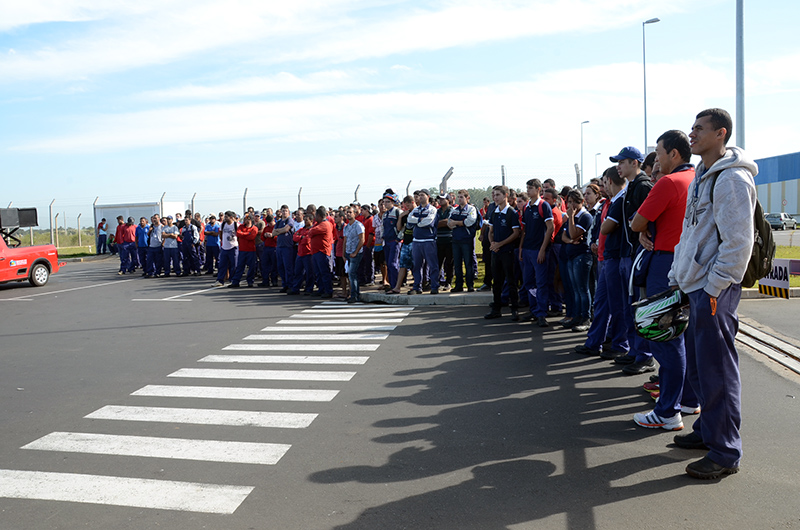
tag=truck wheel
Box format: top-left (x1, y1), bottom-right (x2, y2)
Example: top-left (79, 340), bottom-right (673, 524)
top-left (29, 263), bottom-right (50, 286)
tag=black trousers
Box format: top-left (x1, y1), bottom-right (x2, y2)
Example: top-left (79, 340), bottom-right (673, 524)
top-left (491, 251), bottom-right (518, 311)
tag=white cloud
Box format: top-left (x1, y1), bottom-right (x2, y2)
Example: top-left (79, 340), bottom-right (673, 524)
top-left (139, 69), bottom-right (376, 100)
top-left (0, 0), bottom-right (701, 83)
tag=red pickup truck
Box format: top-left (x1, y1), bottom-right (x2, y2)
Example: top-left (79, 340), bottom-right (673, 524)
top-left (0, 235), bottom-right (64, 287)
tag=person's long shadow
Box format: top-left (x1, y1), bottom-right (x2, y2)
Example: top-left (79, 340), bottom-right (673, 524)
top-left (309, 307), bottom-right (696, 529)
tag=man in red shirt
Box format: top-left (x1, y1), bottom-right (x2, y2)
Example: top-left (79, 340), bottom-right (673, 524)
top-left (259, 213), bottom-right (278, 287)
top-left (115, 216), bottom-right (137, 275)
top-left (630, 129), bottom-right (696, 431)
top-left (543, 188), bottom-right (564, 315)
top-left (229, 215), bottom-right (258, 288)
top-left (308, 206), bottom-right (335, 298)
top-left (288, 211), bottom-right (313, 295)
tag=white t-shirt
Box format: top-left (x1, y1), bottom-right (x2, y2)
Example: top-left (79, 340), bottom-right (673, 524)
top-left (220, 222), bottom-right (239, 251)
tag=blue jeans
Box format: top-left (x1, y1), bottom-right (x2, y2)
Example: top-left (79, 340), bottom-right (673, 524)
top-left (452, 239), bottom-right (475, 289)
top-left (347, 253), bottom-right (363, 301)
top-left (216, 247), bottom-right (238, 283)
top-left (521, 248), bottom-right (550, 317)
top-left (567, 253), bottom-right (592, 320)
top-left (291, 254), bottom-right (313, 293)
top-left (97, 234), bottom-right (107, 254)
top-left (118, 242), bottom-right (135, 272)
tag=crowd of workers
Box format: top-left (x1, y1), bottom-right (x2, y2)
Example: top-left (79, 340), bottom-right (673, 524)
top-left (98, 108), bottom-right (756, 481)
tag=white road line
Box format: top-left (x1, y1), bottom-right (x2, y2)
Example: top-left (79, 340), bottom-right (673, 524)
top-left (199, 355), bottom-right (369, 365)
top-left (223, 344), bottom-right (379, 352)
top-left (132, 299), bottom-right (194, 302)
top-left (23, 432), bottom-right (291, 465)
top-left (260, 325), bottom-right (396, 332)
top-left (311, 305), bottom-right (414, 310)
top-left (288, 313), bottom-right (409, 319)
top-left (85, 405), bottom-right (317, 428)
top-left (0, 279), bottom-right (133, 301)
top-left (132, 385), bottom-right (339, 402)
top-left (168, 368), bottom-right (357, 381)
top-left (164, 286), bottom-right (225, 300)
top-left (303, 308), bottom-right (413, 313)
top-left (278, 318), bottom-right (404, 324)
top-left (0, 469), bottom-right (252, 514)
top-left (244, 333), bottom-right (389, 340)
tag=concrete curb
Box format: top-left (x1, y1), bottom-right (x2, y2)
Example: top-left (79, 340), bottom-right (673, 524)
top-left (61, 255), bottom-right (114, 263)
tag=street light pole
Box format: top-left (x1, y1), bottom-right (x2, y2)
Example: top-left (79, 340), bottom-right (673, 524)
top-left (643, 17), bottom-right (660, 152)
top-left (736, 0), bottom-right (745, 148)
top-left (580, 121), bottom-right (589, 187)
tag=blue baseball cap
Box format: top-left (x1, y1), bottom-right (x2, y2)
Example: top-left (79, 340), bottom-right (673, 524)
top-left (609, 146), bottom-right (644, 163)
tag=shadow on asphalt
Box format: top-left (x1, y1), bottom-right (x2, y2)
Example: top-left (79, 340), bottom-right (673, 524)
top-left (308, 306), bottom-right (696, 529)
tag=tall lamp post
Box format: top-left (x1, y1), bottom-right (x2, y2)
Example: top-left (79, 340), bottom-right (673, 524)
top-left (594, 152), bottom-right (601, 180)
top-left (643, 17), bottom-right (660, 152)
top-left (580, 120), bottom-right (589, 187)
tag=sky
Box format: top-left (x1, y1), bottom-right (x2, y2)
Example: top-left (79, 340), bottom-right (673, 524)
top-left (2, 0), bottom-right (800, 229)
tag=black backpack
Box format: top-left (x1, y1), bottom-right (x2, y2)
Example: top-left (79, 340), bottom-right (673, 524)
top-left (709, 172), bottom-right (775, 288)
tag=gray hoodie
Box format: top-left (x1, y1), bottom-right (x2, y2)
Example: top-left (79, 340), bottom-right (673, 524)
top-left (668, 146), bottom-right (758, 297)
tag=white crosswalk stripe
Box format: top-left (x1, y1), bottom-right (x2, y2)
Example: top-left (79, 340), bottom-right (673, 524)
top-left (0, 469), bottom-right (253, 514)
top-left (288, 313), bottom-right (410, 318)
top-left (301, 308), bottom-right (412, 314)
top-left (223, 343), bottom-right (380, 351)
top-left (311, 305), bottom-right (414, 310)
top-left (260, 325), bottom-right (397, 331)
top-left (168, 367), bottom-right (357, 381)
top-left (243, 333), bottom-right (389, 340)
top-left (131, 385), bottom-right (340, 401)
top-left (199, 355), bottom-right (370, 365)
top-left (23, 432), bottom-right (291, 465)
top-left (85, 405), bottom-right (318, 428)
top-left (278, 318), bottom-right (404, 324)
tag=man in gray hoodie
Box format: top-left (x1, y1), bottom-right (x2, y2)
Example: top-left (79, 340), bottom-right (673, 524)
top-left (668, 108), bottom-right (757, 480)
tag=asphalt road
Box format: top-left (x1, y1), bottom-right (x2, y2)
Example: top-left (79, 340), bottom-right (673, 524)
top-left (1, 259), bottom-right (799, 530)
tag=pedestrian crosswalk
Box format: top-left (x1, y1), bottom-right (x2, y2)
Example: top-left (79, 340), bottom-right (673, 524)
top-left (2, 300), bottom-right (414, 515)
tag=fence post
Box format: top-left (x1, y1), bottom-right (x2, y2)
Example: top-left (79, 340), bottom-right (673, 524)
top-left (54, 213), bottom-right (60, 248)
top-left (49, 199), bottom-right (55, 245)
top-left (354, 185), bottom-right (360, 203)
top-left (93, 196), bottom-right (99, 253)
top-left (159, 192), bottom-right (166, 217)
top-left (406, 180), bottom-right (412, 197)
top-left (77, 213), bottom-right (82, 247)
top-left (439, 167), bottom-right (454, 195)
top-left (243, 188), bottom-right (248, 215)
top-left (501, 165), bottom-right (506, 186)
top-left (298, 187), bottom-right (302, 210)
top-left (191, 192), bottom-right (196, 215)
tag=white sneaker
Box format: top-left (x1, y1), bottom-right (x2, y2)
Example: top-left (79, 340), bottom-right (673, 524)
top-left (680, 405), bottom-right (701, 415)
top-left (212, 281), bottom-right (223, 287)
top-left (633, 410), bottom-right (683, 431)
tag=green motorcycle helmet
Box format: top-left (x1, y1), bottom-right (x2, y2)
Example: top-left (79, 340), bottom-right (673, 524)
top-left (633, 288), bottom-right (690, 342)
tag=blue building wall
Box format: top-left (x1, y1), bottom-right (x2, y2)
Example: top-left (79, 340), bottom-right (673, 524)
top-left (754, 151), bottom-right (800, 215)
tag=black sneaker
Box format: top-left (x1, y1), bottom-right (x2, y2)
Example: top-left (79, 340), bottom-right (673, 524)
top-left (452, 286), bottom-right (464, 293)
top-left (467, 286), bottom-right (475, 292)
top-left (537, 318), bottom-right (549, 328)
top-left (574, 345), bottom-right (600, 356)
top-left (614, 355), bottom-right (636, 365)
top-left (478, 284), bottom-right (491, 291)
top-left (484, 311), bottom-right (501, 320)
top-left (622, 357), bottom-right (656, 375)
top-left (673, 431), bottom-right (708, 450)
top-left (547, 309), bottom-right (563, 317)
top-left (519, 313), bottom-right (536, 322)
top-left (561, 318), bottom-right (578, 329)
top-left (599, 349), bottom-right (626, 360)
top-left (685, 456), bottom-right (739, 479)
top-left (511, 310), bottom-right (519, 322)
top-left (430, 288), bottom-right (439, 295)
